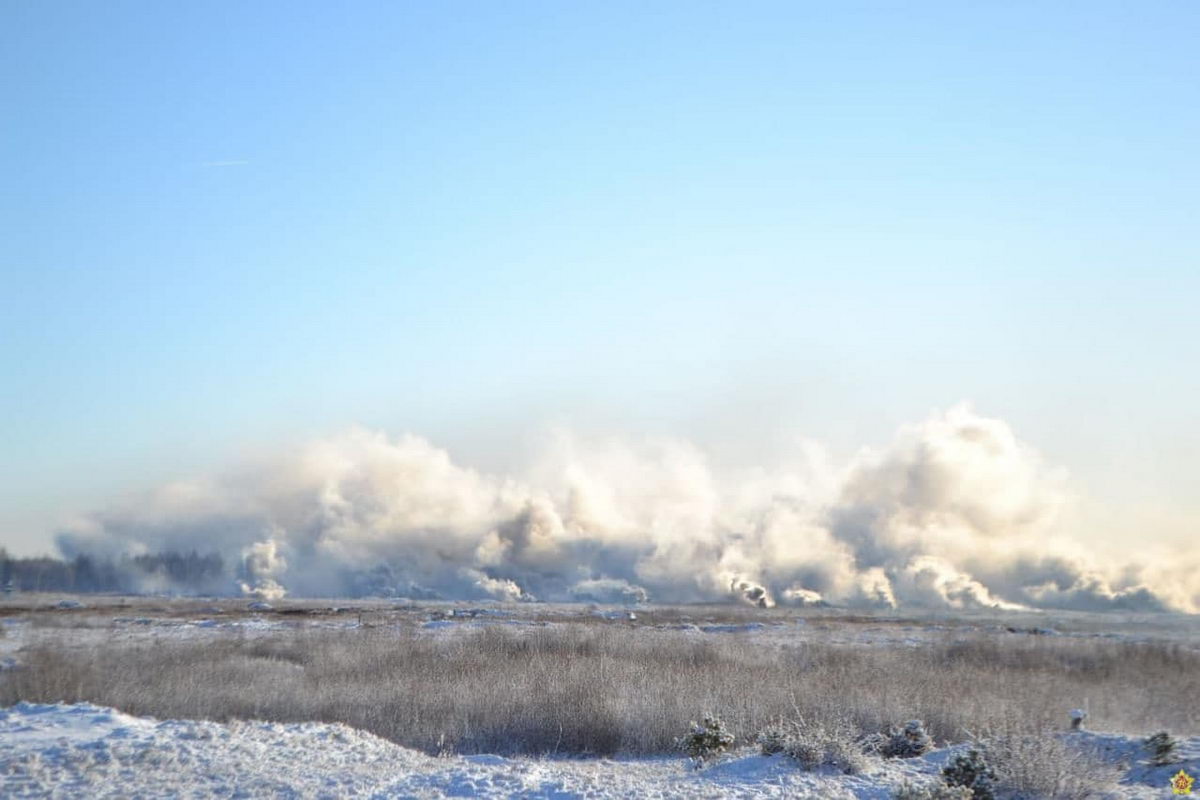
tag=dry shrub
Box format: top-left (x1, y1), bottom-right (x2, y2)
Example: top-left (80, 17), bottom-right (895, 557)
top-left (770, 716), bottom-right (872, 774)
top-left (2, 624), bottom-right (1197, 756)
top-left (984, 732), bottom-right (1122, 799)
top-left (870, 719), bottom-right (934, 758)
top-left (893, 781), bottom-right (973, 800)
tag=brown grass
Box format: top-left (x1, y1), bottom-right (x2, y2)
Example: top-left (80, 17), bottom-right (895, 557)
top-left (983, 731), bottom-right (1124, 799)
top-left (2, 624), bottom-right (1197, 756)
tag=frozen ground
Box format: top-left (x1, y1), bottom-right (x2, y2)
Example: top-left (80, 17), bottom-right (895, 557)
top-left (2, 702), bottom-right (1198, 799)
top-left (3, 597), bottom-right (1199, 797)
top-left (4, 593), bottom-right (1199, 654)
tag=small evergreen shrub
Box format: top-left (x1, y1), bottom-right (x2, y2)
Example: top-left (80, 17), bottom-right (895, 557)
top-left (785, 735), bottom-right (824, 770)
top-left (942, 748), bottom-right (996, 800)
top-left (678, 715), bottom-right (735, 763)
top-left (876, 720), bottom-right (934, 759)
top-left (1146, 731), bottom-right (1179, 766)
top-left (757, 725), bottom-right (789, 756)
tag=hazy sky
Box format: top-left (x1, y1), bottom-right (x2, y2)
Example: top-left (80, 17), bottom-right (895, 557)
top-left (2, 1), bottom-right (1197, 556)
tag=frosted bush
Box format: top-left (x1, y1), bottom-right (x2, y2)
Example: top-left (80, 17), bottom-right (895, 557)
top-left (756, 725), bottom-right (789, 756)
top-left (985, 732), bottom-right (1121, 799)
top-left (872, 719), bottom-right (933, 758)
top-left (941, 748), bottom-right (996, 800)
top-left (678, 715), bottom-right (734, 763)
top-left (825, 735), bottom-right (870, 775)
top-left (781, 724), bottom-right (870, 775)
top-left (785, 734), bottom-right (823, 770)
top-left (893, 781), bottom-right (973, 800)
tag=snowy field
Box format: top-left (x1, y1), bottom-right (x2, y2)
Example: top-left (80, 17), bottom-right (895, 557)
top-left (2, 596), bottom-right (1199, 798)
top-left (4, 593), bottom-right (1199, 651)
top-left (3, 702), bottom-right (1198, 799)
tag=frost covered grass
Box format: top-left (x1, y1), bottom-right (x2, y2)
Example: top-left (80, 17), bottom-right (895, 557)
top-left (3, 621), bottom-right (1198, 757)
top-left (982, 730), bottom-right (1124, 799)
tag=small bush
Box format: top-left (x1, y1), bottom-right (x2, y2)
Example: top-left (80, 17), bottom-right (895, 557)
top-left (873, 719), bottom-right (934, 758)
top-left (786, 735), bottom-right (823, 770)
top-left (678, 715), bottom-right (734, 763)
top-left (782, 723), bottom-right (870, 775)
top-left (942, 748), bottom-right (996, 800)
top-left (985, 732), bottom-right (1120, 799)
top-left (757, 725), bottom-right (789, 756)
top-left (825, 735), bottom-right (871, 775)
top-left (6, 615), bottom-right (1200, 757)
top-left (893, 781), bottom-right (973, 800)
top-left (1146, 731), bottom-right (1179, 766)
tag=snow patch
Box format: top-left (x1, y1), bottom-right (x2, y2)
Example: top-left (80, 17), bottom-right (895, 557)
top-left (0, 703), bottom-right (1194, 798)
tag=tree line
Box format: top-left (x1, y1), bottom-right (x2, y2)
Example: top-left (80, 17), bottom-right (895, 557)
top-left (0, 549), bottom-right (226, 594)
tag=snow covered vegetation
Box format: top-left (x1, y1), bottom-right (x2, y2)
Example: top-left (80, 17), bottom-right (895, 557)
top-left (3, 701), bottom-right (1199, 799)
top-left (1, 597), bottom-right (1198, 797)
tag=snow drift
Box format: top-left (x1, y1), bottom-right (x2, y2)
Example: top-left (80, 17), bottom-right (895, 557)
top-left (4, 702), bottom-right (1197, 798)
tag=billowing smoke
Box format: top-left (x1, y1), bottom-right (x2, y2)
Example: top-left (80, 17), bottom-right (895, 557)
top-left (238, 538), bottom-right (289, 601)
top-left (55, 405), bottom-right (1199, 612)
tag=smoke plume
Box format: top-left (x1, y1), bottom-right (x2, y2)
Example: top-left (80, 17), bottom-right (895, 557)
top-left (55, 405), bottom-right (1199, 612)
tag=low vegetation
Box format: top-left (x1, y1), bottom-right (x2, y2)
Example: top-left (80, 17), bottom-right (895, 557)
top-left (678, 715), bottom-right (735, 763)
top-left (780, 720), bottom-right (869, 775)
top-left (893, 781), bottom-right (974, 800)
top-left (981, 731), bottom-right (1121, 800)
top-left (941, 749), bottom-right (997, 799)
top-left (3, 620), bottom-right (1198, 757)
top-left (871, 719), bottom-right (934, 759)
top-left (1146, 730), bottom-right (1180, 766)
top-left (892, 731), bottom-right (1123, 799)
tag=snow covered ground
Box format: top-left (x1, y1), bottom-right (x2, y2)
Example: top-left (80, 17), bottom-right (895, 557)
top-left (5, 594), bottom-right (1199, 655)
top-left (2, 702), bottom-right (1197, 799)
top-left (3, 600), bottom-right (1199, 797)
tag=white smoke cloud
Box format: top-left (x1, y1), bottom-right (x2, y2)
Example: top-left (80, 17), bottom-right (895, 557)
top-left (54, 405), bottom-right (1199, 613)
top-left (238, 538), bottom-right (289, 600)
top-left (569, 578), bottom-right (650, 605)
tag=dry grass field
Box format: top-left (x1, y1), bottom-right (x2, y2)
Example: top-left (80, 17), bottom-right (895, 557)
top-left (4, 600), bottom-right (1198, 758)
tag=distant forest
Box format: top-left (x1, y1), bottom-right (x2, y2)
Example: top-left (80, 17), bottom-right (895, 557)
top-left (0, 549), bottom-right (226, 594)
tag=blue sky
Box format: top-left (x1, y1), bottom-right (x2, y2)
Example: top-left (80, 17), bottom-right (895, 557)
top-left (2, 1), bottom-right (1197, 554)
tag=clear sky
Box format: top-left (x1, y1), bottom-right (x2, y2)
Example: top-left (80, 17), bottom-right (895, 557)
top-left (2, 1), bottom-right (1197, 555)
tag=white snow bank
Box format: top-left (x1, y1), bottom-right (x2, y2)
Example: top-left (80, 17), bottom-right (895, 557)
top-left (1, 703), bottom-right (1196, 798)
top-left (0, 703), bottom-right (920, 799)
